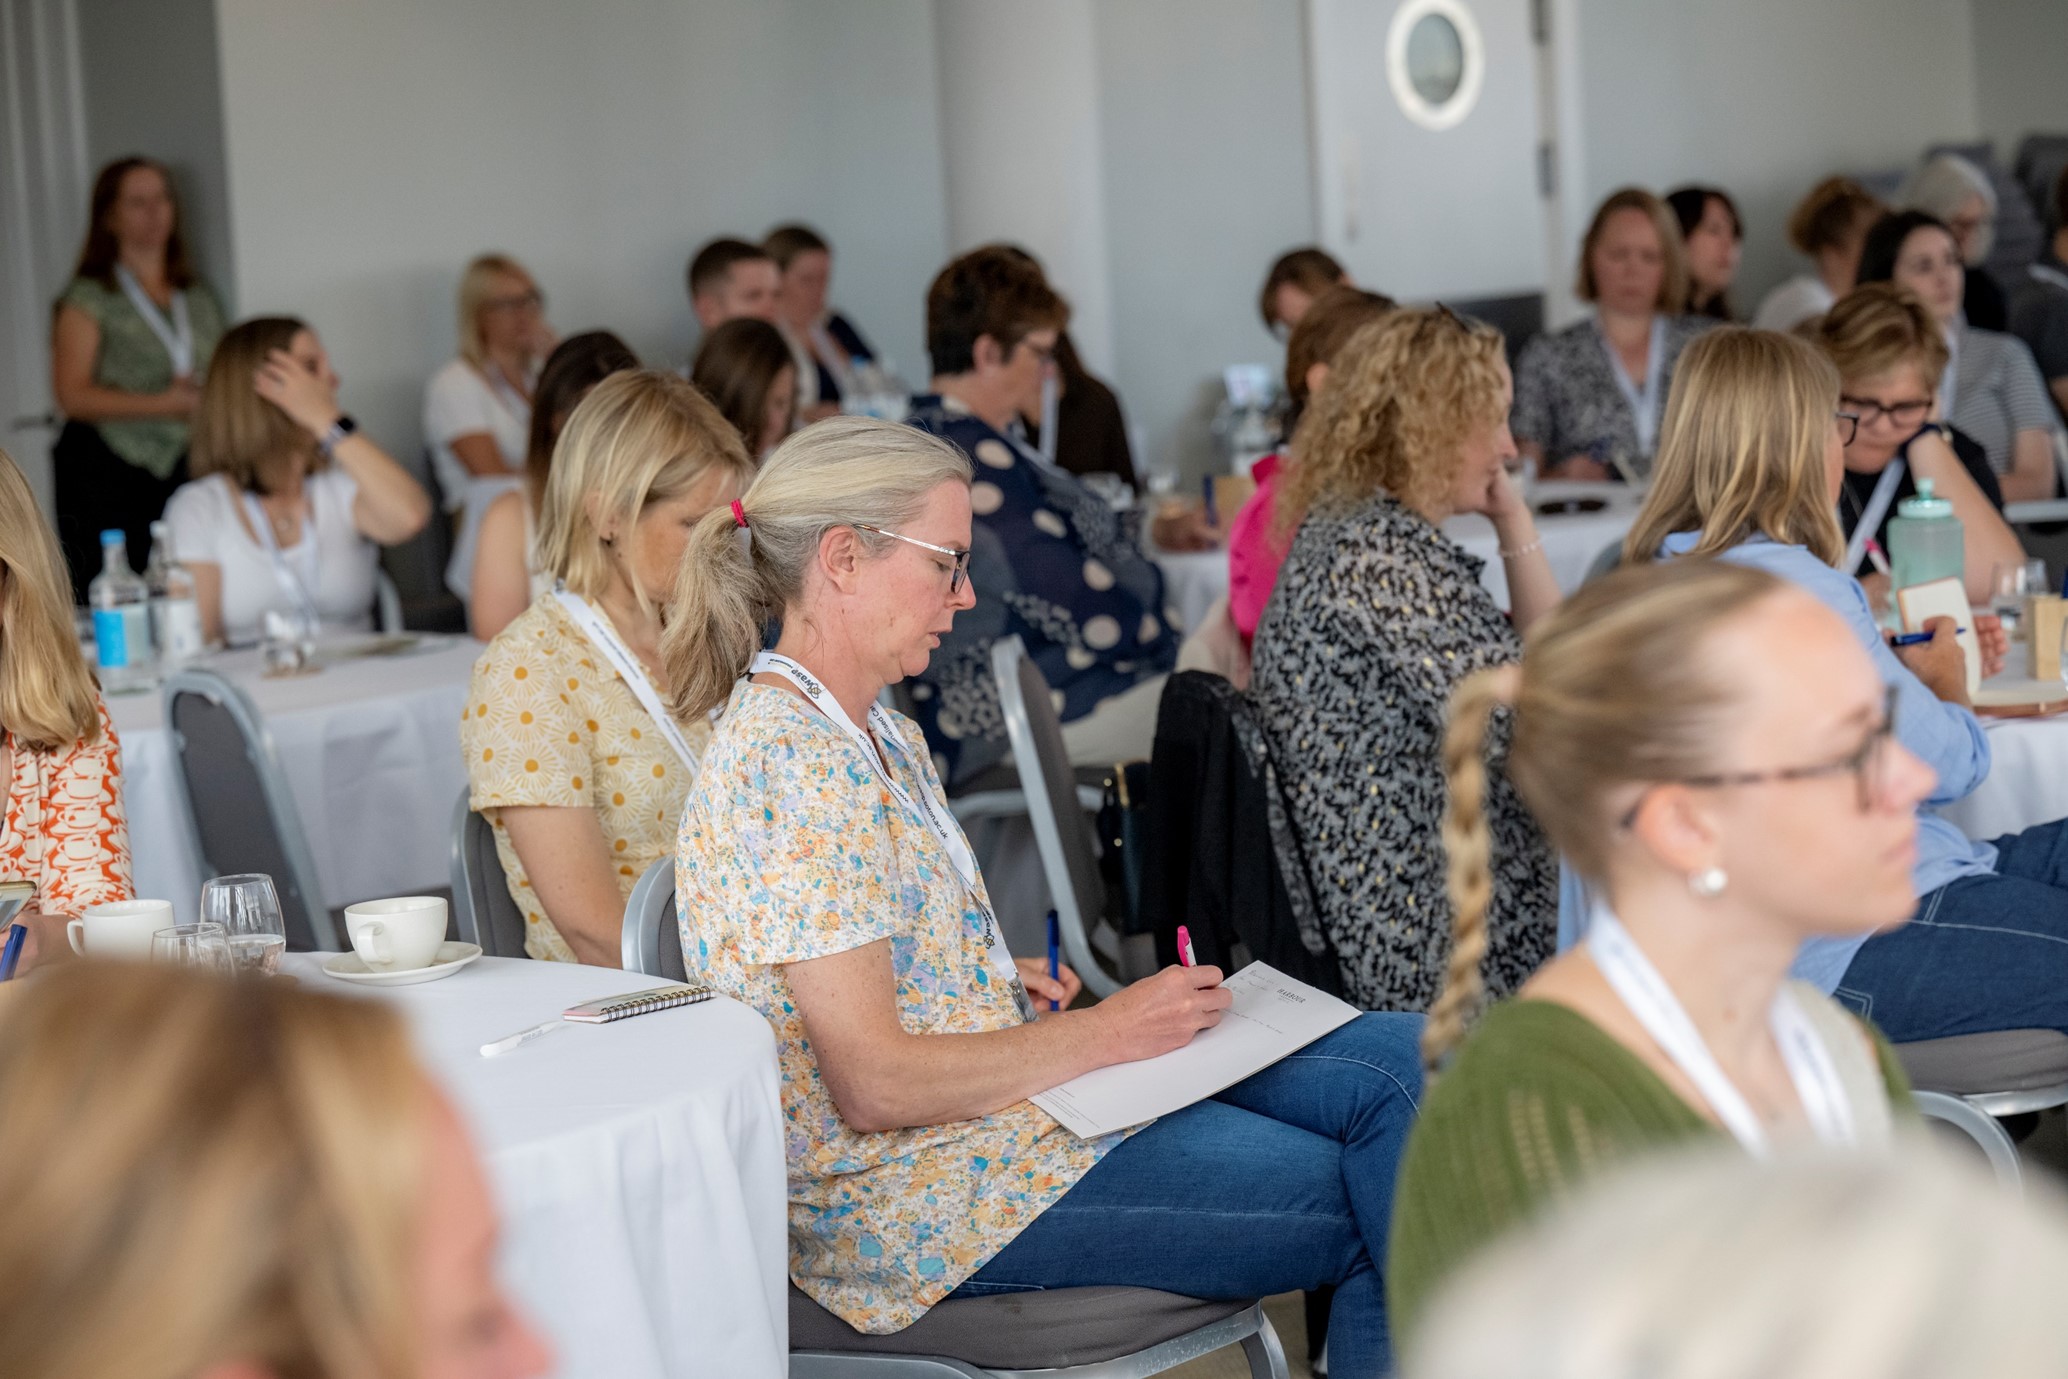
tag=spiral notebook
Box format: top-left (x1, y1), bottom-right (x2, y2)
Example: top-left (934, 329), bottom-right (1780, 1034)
top-left (563, 984), bottom-right (714, 1023)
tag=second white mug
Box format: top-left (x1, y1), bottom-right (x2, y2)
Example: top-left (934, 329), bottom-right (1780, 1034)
top-left (69, 898), bottom-right (177, 959)
top-left (343, 896), bottom-right (448, 972)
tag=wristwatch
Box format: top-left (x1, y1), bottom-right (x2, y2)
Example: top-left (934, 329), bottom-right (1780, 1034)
top-left (1915, 420), bottom-right (1955, 449)
top-left (316, 413), bottom-right (359, 458)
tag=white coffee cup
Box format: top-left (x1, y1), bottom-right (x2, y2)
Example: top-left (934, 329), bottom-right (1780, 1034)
top-left (343, 896), bottom-right (448, 972)
top-left (69, 898), bottom-right (177, 959)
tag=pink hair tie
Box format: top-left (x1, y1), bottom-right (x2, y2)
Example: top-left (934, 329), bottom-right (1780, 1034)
top-left (730, 499), bottom-right (748, 529)
top-left (730, 499), bottom-right (752, 558)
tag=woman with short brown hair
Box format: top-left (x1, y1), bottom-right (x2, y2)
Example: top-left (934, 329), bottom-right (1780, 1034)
top-left (1753, 176), bottom-right (1884, 331)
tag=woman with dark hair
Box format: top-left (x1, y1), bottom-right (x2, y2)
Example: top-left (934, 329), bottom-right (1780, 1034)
top-left (467, 330), bottom-right (638, 639)
top-left (690, 318), bottom-right (796, 459)
top-left (1258, 246), bottom-right (1350, 337)
top-left (1753, 176), bottom-right (1885, 331)
top-left (49, 157), bottom-right (227, 600)
top-left (1666, 185), bottom-right (1743, 321)
top-left (1857, 210), bottom-right (2058, 500)
top-left (765, 223), bottom-right (878, 421)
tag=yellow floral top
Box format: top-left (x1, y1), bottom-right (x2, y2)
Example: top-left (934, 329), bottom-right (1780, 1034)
top-left (677, 681), bottom-right (1116, 1332)
top-left (462, 596), bottom-right (707, 961)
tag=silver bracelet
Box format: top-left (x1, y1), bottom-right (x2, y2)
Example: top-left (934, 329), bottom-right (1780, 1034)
top-left (1499, 538), bottom-right (1543, 559)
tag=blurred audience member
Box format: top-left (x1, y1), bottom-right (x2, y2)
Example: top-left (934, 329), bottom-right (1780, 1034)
top-left (1513, 188), bottom-right (1717, 480)
top-left (468, 330), bottom-right (639, 639)
top-left (2004, 165), bottom-right (2068, 421)
top-left (766, 223), bottom-right (877, 421)
top-left (50, 157), bottom-right (227, 601)
top-left (1258, 246), bottom-right (1349, 338)
top-left (424, 253), bottom-right (555, 506)
top-left (1858, 210), bottom-right (2058, 500)
top-left (1667, 184), bottom-right (1743, 321)
top-left (690, 318), bottom-right (796, 459)
top-left (1902, 152), bottom-right (2008, 331)
top-left (0, 962), bottom-right (553, 1379)
top-left (998, 245), bottom-right (1140, 491)
top-left (464, 371), bottom-right (752, 964)
top-left (1754, 176), bottom-right (1885, 331)
top-left (687, 237), bottom-right (781, 331)
top-left (171, 317), bottom-right (430, 645)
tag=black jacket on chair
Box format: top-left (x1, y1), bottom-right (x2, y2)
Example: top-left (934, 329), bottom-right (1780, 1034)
top-left (1139, 671), bottom-right (1344, 996)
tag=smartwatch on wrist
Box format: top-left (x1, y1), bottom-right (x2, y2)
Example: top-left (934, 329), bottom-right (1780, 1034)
top-left (316, 414), bottom-right (359, 458)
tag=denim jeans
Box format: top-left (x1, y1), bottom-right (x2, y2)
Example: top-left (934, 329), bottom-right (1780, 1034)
top-left (949, 1011), bottom-right (1424, 1378)
top-left (1837, 817), bottom-right (2068, 1041)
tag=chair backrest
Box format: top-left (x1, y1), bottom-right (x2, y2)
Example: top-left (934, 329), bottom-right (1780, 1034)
top-left (2015, 134), bottom-right (2068, 234)
top-left (375, 570), bottom-right (405, 633)
top-left (990, 635), bottom-right (1119, 998)
top-left (163, 668), bottom-right (338, 950)
top-left (621, 855), bottom-right (686, 980)
top-left (447, 789), bottom-right (531, 958)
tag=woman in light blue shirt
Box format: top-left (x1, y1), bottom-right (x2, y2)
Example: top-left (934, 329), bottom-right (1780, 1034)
top-left (1620, 325), bottom-right (2068, 1043)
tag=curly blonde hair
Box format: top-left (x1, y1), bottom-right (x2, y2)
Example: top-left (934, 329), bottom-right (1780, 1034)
top-left (1275, 307), bottom-right (1509, 538)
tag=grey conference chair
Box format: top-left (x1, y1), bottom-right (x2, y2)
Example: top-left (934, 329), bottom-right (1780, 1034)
top-left (447, 789), bottom-right (530, 958)
top-left (790, 1286), bottom-right (1287, 1379)
top-left (163, 668), bottom-right (339, 951)
top-left (1897, 1030), bottom-right (2068, 1189)
top-left (990, 635), bottom-right (1124, 998)
top-left (621, 855), bottom-right (687, 981)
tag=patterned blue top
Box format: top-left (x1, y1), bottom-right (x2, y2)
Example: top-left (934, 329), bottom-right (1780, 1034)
top-left (905, 394), bottom-right (1177, 786)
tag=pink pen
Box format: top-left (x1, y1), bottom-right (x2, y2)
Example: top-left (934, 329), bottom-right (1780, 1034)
top-left (1177, 925), bottom-right (1197, 967)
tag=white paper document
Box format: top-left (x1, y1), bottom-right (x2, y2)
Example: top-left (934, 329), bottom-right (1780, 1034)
top-left (1030, 962), bottom-right (1360, 1139)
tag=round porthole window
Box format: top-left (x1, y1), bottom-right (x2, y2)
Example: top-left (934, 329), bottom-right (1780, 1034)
top-left (1387, 0), bottom-right (1485, 132)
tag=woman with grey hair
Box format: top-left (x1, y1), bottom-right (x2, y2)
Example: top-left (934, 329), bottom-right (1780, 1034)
top-left (1903, 152), bottom-right (2009, 330)
top-left (1406, 1146), bottom-right (2068, 1379)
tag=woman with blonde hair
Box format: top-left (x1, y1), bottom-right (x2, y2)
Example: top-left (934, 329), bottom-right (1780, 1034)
top-left (0, 446), bottom-right (132, 973)
top-left (669, 416), bottom-right (1423, 1372)
top-left (1250, 306), bottom-right (1560, 1012)
top-left (1627, 326), bottom-right (2068, 1050)
top-left (1387, 559), bottom-right (1920, 1345)
top-left (463, 369), bottom-right (753, 964)
top-left (1513, 187), bottom-right (1719, 480)
top-left (0, 961), bottom-right (551, 1379)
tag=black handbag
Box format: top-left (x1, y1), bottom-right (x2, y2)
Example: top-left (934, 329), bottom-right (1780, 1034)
top-left (1097, 760), bottom-right (1153, 934)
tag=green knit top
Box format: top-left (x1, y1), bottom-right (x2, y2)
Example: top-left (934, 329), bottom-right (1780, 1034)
top-left (1386, 997), bottom-right (1912, 1348)
top-left (57, 275), bottom-right (225, 478)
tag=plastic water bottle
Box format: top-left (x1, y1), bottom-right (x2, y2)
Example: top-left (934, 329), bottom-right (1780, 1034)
top-left (144, 520), bottom-right (204, 667)
top-left (1887, 478), bottom-right (1965, 591)
top-left (88, 529), bottom-right (155, 692)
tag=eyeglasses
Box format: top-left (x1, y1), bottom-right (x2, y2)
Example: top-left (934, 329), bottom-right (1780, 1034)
top-left (1835, 409), bottom-right (1861, 445)
top-left (852, 523), bottom-right (972, 594)
top-left (1839, 395), bottom-right (1932, 432)
top-left (1014, 337), bottom-right (1058, 368)
top-left (483, 289), bottom-right (545, 314)
top-left (1618, 686), bottom-right (1899, 827)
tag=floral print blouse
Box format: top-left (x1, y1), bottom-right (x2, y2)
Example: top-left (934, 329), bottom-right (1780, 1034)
top-left (677, 680), bottom-right (1117, 1332)
top-left (1511, 315), bottom-right (1716, 477)
top-left (1, 691), bottom-right (132, 916)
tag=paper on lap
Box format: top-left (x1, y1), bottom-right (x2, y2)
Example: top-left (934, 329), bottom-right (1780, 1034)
top-left (1030, 963), bottom-right (1359, 1140)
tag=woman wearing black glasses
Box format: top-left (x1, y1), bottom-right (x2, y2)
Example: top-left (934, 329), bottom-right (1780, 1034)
top-left (1811, 284), bottom-right (2024, 607)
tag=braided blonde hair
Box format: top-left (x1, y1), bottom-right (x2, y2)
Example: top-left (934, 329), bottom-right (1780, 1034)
top-left (1422, 559), bottom-right (1788, 1071)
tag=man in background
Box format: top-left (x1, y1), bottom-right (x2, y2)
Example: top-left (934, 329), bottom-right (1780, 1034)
top-left (686, 238), bottom-right (779, 331)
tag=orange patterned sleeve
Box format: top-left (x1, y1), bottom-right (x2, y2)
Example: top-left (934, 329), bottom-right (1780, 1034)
top-left (33, 695), bottom-right (134, 917)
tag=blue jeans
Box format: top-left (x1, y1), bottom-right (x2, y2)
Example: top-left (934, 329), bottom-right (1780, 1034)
top-left (1838, 818), bottom-right (2068, 1041)
top-left (950, 1012), bottom-right (1423, 1378)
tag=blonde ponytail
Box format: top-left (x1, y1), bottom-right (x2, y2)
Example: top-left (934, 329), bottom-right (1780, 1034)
top-left (1425, 665), bottom-right (1517, 1072)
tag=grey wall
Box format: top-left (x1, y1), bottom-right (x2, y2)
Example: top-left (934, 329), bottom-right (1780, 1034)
top-left (75, 0), bottom-right (235, 306)
top-left (1972, 0), bottom-right (2068, 162)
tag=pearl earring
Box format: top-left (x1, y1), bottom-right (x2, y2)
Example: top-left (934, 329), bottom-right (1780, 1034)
top-left (1689, 867), bottom-right (1728, 899)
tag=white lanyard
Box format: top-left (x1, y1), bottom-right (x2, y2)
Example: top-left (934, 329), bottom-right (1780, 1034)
top-left (115, 265), bottom-right (194, 377)
top-left (241, 490), bottom-right (320, 623)
top-left (750, 650), bottom-right (1034, 1023)
top-left (1599, 315), bottom-right (1668, 456)
top-left (551, 587), bottom-right (700, 774)
top-left (1587, 906), bottom-right (1857, 1157)
top-left (2033, 263), bottom-right (2068, 295)
top-left (1037, 371), bottom-right (1061, 467)
top-left (1940, 324), bottom-right (1961, 419)
top-left (1841, 457), bottom-right (1906, 576)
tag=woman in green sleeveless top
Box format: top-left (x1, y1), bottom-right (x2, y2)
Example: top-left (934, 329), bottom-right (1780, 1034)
top-left (50, 157), bottom-right (225, 601)
top-left (1387, 555), bottom-right (1921, 1348)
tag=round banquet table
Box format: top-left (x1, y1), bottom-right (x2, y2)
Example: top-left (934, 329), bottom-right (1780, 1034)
top-left (107, 635), bottom-right (482, 922)
top-left (285, 952), bottom-right (788, 1379)
top-left (1936, 680), bottom-right (2068, 841)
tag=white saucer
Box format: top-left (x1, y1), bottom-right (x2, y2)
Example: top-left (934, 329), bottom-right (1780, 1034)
top-left (321, 941), bottom-right (482, 986)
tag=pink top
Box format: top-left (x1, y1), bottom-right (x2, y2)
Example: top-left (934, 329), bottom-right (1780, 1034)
top-left (1227, 452), bottom-right (1292, 646)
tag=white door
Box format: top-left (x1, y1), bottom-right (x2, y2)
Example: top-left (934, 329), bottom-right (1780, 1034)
top-left (1306, 0), bottom-right (1550, 303)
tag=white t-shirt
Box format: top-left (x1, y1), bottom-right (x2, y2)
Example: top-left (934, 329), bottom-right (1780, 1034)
top-left (423, 358), bottom-right (529, 511)
top-left (1752, 274), bottom-right (1835, 332)
top-left (163, 471), bottom-right (376, 645)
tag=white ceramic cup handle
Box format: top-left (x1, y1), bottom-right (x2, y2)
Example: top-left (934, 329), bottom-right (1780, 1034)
top-left (68, 919), bottom-right (86, 956)
top-left (362, 919), bottom-right (391, 966)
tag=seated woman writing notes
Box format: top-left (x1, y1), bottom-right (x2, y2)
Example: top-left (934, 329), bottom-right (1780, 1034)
top-left (463, 370), bottom-right (753, 964)
top-left (669, 418), bottom-right (1424, 1373)
top-left (1387, 559), bottom-right (1918, 1345)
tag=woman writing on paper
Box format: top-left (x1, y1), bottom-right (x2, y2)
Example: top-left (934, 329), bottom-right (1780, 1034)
top-left (463, 370), bottom-right (753, 965)
top-left (669, 418), bottom-right (1424, 1373)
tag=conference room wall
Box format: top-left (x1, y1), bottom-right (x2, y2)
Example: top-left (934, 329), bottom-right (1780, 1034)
top-left (1971, 0), bottom-right (2068, 162)
top-left (209, 0), bottom-right (949, 478)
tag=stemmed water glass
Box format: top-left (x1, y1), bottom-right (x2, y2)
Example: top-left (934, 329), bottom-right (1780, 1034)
top-left (201, 873), bottom-right (288, 976)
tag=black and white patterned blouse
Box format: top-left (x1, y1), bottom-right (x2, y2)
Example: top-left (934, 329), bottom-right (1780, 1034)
top-left (1249, 492), bottom-right (1557, 1012)
top-left (1511, 314), bottom-right (1717, 476)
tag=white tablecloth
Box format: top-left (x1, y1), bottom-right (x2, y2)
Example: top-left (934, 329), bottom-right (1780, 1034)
top-left (1936, 684), bottom-right (2068, 841)
top-left (109, 636), bottom-right (482, 922)
top-left (286, 953), bottom-right (788, 1379)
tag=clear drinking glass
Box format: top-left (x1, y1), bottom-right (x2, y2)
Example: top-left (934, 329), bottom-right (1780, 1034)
top-left (1990, 559), bottom-right (2050, 638)
top-left (201, 873), bottom-right (288, 976)
top-left (152, 922), bottom-right (231, 970)
top-left (260, 608), bottom-right (316, 676)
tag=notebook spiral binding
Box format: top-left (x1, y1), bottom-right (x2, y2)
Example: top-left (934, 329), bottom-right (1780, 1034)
top-left (563, 984), bottom-right (715, 1024)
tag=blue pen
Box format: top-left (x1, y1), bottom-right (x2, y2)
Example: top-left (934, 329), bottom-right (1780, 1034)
top-left (1892, 628), bottom-right (1966, 646)
top-left (0, 924), bottom-right (25, 982)
top-left (1201, 475), bottom-right (1218, 528)
top-left (1046, 909), bottom-right (1061, 1011)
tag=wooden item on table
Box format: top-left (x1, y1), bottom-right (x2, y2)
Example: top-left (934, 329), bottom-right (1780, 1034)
top-left (2026, 593), bottom-right (2068, 681)
top-left (1209, 475), bottom-right (1256, 528)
